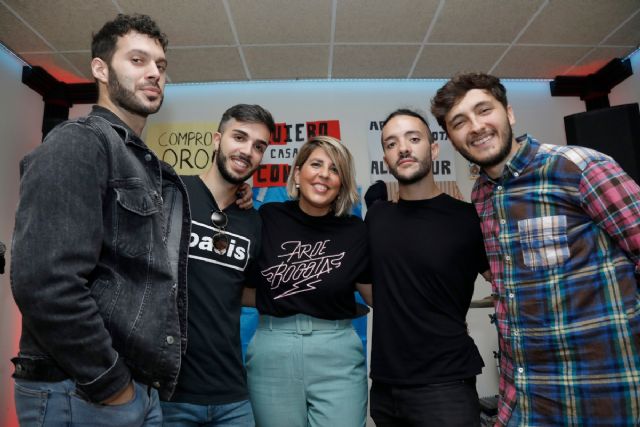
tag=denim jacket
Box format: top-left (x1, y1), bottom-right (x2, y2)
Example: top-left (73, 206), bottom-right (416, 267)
top-left (11, 106), bottom-right (191, 403)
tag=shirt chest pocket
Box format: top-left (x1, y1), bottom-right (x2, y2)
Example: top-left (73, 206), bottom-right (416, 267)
top-left (113, 181), bottom-right (160, 257)
top-left (517, 215), bottom-right (569, 270)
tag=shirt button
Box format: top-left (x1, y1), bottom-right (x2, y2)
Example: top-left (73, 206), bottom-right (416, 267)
top-left (518, 367), bottom-right (524, 373)
top-left (496, 186), bottom-right (503, 191)
top-left (513, 172), bottom-right (519, 177)
top-left (513, 330), bottom-right (519, 336)
top-left (499, 219), bottom-right (506, 225)
top-left (504, 255), bottom-right (511, 262)
top-left (166, 335), bottom-right (175, 344)
top-left (153, 381), bottom-right (161, 388)
top-left (144, 153), bottom-right (152, 162)
top-left (509, 293), bottom-right (515, 298)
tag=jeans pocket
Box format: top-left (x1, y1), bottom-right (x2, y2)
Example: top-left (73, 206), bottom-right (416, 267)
top-left (69, 381), bottom-right (148, 426)
top-left (14, 380), bottom-right (49, 427)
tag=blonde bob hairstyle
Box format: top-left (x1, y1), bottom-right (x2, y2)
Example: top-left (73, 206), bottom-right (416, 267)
top-left (286, 135), bottom-right (359, 217)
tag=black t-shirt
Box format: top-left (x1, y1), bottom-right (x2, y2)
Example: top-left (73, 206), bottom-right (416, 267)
top-left (169, 175), bottom-right (261, 405)
top-left (251, 201), bottom-right (369, 320)
top-left (366, 194), bottom-right (489, 385)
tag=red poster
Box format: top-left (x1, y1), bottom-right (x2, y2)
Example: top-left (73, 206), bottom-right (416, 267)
top-left (253, 120), bottom-right (341, 187)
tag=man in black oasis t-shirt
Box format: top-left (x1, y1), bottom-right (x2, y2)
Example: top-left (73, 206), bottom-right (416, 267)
top-left (160, 104), bottom-right (275, 426)
top-left (366, 109), bottom-right (490, 427)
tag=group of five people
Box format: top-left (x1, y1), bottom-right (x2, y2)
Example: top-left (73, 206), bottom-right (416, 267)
top-left (9, 13), bottom-right (640, 427)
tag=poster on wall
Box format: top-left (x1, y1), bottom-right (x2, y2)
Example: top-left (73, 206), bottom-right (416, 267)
top-left (255, 119), bottom-right (341, 187)
top-left (146, 122), bottom-right (217, 175)
top-left (145, 119), bottom-right (343, 184)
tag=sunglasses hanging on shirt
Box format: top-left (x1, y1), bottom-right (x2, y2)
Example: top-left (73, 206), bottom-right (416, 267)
top-left (210, 210), bottom-right (229, 255)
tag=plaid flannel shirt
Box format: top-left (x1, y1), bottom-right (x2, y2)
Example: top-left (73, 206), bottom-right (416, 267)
top-left (472, 136), bottom-right (640, 426)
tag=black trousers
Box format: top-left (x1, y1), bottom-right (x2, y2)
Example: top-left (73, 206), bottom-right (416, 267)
top-left (370, 378), bottom-right (480, 427)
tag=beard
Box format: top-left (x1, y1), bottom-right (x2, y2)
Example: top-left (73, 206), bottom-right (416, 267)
top-left (388, 154), bottom-right (432, 185)
top-left (215, 149), bottom-right (257, 185)
top-left (459, 122), bottom-right (514, 169)
top-left (107, 66), bottom-right (163, 117)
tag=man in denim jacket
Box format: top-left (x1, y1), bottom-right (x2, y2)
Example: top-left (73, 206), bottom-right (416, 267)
top-left (10, 14), bottom-right (190, 425)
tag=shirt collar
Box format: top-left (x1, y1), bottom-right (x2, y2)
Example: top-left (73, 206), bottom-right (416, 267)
top-left (476, 134), bottom-right (538, 187)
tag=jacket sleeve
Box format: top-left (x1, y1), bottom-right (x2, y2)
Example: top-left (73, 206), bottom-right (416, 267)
top-left (580, 159), bottom-right (640, 276)
top-left (10, 122), bottom-right (131, 402)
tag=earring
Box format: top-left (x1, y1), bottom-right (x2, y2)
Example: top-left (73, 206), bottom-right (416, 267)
top-left (295, 183), bottom-right (300, 189)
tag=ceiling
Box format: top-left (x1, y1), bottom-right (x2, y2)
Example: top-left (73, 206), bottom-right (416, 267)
top-left (1, 0), bottom-right (639, 84)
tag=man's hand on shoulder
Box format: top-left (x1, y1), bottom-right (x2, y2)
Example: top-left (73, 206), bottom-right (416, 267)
top-left (235, 183), bottom-right (254, 210)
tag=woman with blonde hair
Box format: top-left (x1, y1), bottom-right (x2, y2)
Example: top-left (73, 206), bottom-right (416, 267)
top-left (245, 135), bottom-right (371, 427)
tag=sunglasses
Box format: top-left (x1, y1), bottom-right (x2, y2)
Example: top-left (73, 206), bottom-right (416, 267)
top-left (210, 210), bottom-right (229, 255)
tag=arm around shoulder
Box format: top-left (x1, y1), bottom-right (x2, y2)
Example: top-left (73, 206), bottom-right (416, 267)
top-left (242, 287), bottom-right (256, 307)
top-left (356, 283), bottom-right (372, 307)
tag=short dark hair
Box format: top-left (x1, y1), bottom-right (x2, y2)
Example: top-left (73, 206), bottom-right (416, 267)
top-left (431, 72), bottom-right (508, 131)
top-left (92, 14), bottom-right (168, 64)
top-left (381, 108), bottom-right (434, 145)
top-left (218, 104), bottom-right (276, 136)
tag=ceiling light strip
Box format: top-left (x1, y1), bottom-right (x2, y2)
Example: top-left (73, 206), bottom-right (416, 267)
top-left (167, 77), bottom-right (552, 86)
top-left (0, 40), bottom-right (29, 65)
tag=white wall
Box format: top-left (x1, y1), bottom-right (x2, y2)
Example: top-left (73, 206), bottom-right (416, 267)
top-left (0, 46), bottom-right (44, 426)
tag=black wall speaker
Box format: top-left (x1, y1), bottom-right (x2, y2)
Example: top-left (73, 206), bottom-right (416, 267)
top-left (564, 103), bottom-right (640, 184)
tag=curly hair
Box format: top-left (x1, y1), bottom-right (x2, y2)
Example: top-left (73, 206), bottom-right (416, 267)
top-left (92, 14), bottom-right (168, 64)
top-left (431, 72), bottom-right (508, 131)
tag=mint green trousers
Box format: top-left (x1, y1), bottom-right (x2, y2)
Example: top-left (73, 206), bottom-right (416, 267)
top-left (246, 314), bottom-right (367, 427)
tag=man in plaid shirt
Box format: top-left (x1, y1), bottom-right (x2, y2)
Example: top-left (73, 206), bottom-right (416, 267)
top-left (431, 72), bottom-right (640, 426)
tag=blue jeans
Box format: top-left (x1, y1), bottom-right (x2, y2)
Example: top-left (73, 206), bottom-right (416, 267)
top-left (246, 314), bottom-right (367, 427)
top-left (160, 400), bottom-right (254, 426)
top-left (14, 378), bottom-right (162, 426)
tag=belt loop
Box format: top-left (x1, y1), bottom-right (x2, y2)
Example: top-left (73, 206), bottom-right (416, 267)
top-left (296, 314), bottom-right (312, 335)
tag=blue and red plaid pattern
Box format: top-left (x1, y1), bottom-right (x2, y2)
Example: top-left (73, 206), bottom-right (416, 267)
top-left (472, 136), bottom-right (640, 427)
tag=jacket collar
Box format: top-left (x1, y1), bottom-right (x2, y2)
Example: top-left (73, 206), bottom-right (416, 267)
top-left (89, 105), bottom-right (146, 147)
